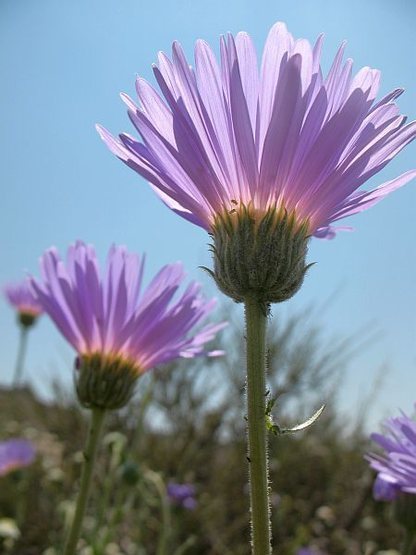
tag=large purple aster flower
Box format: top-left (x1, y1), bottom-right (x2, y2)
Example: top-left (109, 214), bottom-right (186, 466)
top-left (4, 280), bottom-right (43, 320)
top-left (30, 241), bottom-right (225, 409)
top-left (97, 21), bottom-right (416, 240)
top-left (0, 439), bottom-right (36, 477)
top-left (366, 409), bottom-right (416, 501)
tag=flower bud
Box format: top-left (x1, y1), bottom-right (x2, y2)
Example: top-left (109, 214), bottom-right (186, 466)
top-left (120, 461), bottom-right (141, 486)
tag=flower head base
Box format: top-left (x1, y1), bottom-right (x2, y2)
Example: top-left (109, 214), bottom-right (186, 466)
top-left (0, 439), bottom-right (36, 477)
top-left (3, 281), bottom-right (43, 328)
top-left (208, 203), bottom-right (310, 309)
top-left (31, 242), bottom-right (225, 410)
top-left (75, 353), bottom-right (141, 410)
top-left (366, 409), bottom-right (416, 501)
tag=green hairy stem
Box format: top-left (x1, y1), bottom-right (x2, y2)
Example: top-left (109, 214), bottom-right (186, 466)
top-left (63, 408), bottom-right (106, 555)
top-left (245, 297), bottom-right (272, 554)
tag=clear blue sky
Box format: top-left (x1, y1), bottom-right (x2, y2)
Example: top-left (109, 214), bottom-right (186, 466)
top-left (1, 0), bottom-right (415, 429)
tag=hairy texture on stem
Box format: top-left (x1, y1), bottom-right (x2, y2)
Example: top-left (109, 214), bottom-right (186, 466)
top-left (245, 297), bottom-right (271, 554)
top-left (63, 409), bottom-right (106, 555)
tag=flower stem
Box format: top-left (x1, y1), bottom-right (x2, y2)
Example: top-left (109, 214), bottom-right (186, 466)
top-left (13, 325), bottom-right (28, 386)
top-left (63, 408), bottom-right (106, 555)
top-left (244, 297), bottom-right (271, 555)
top-left (402, 530), bottom-right (416, 555)
top-left (96, 488), bottom-right (135, 554)
top-left (146, 469), bottom-right (171, 555)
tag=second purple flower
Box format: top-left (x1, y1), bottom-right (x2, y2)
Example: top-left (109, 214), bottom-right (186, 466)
top-left (30, 241), bottom-right (225, 410)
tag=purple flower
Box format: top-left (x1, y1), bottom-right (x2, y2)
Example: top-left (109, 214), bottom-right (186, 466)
top-left (97, 22), bottom-right (416, 240)
top-left (30, 241), bottom-right (225, 374)
top-left (167, 482), bottom-right (197, 510)
top-left (366, 409), bottom-right (416, 501)
top-left (0, 439), bottom-right (36, 477)
top-left (372, 474), bottom-right (399, 501)
top-left (297, 549), bottom-right (326, 555)
top-left (3, 280), bottom-right (43, 318)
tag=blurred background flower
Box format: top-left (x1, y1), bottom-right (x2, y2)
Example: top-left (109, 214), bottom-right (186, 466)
top-left (167, 482), bottom-right (197, 510)
top-left (297, 548), bottom-right (327, 555)
top-left (366, 409), bottom-right (416, 501)
top-left (0, 439), bottom-right (35, 477)
top-left (367, 409), bottom-right (416, 553)
top-left (3, 280), bottom-right (43, 385)
top-left (3, 281), bottom-right (43, 322)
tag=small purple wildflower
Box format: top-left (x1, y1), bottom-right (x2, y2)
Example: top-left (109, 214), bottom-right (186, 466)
top-left (297, 549), bottom-right (326, 555)
top-left (30, 241), bottom-right (225, 374)
top-left (372, 474), bottom-right (399, 501)
top-left (366, 409), bottom-right (416, 501)
top-left (3, 280), bottom-right (43, 319)
top-left (98, 22), bottom-right (416, 240)
top-left (0, 439), bottom-right (36, 477)
top-left (5, 280), bottom-right (42, 385)
top-left (167, 482), bottom-right (197, 510)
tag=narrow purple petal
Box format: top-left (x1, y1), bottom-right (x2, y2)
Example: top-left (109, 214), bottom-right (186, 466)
top-left (330, 170), bottom-right (416, 222)
top-left (194, 39), bottom-right (240, 192)
top-left (235, 32), bottom-right (259, 133)
top-left (259, 22), bottom-right (294, 150)
top-left (227, 35), bottom-right (259, 198)
top-left (259, 54), bottom-right (303, 206)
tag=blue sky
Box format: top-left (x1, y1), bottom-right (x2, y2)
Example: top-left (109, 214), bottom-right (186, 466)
top-left (1, 0), bottom-right (415, 429)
